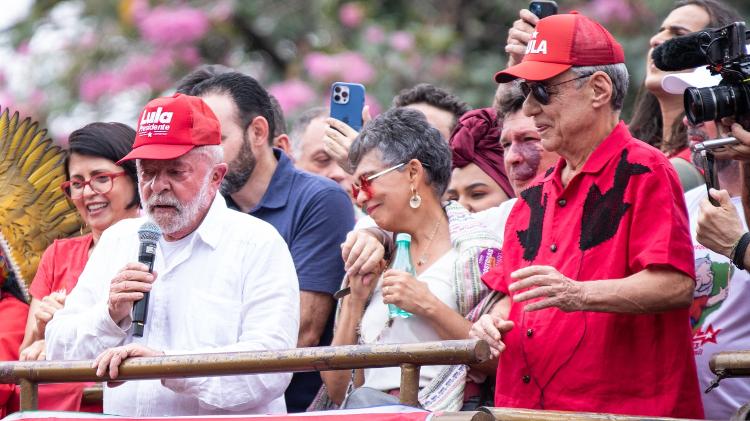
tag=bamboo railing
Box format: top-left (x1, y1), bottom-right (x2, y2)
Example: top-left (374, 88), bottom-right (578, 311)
top-left (0, 339), bottom-right (490, 411)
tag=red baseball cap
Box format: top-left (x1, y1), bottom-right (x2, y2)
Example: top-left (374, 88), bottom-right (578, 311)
top-left (118, 93), bottom-right (221, 163)
top-left (494, 12), bottom-right (625, 83)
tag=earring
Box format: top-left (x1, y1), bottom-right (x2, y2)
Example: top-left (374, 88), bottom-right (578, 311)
top-left (409, 185), bottom-right (422, 209)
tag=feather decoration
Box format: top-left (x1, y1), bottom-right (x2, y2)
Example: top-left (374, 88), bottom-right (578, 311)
top-left (0, 107), bottom-right (82, 298)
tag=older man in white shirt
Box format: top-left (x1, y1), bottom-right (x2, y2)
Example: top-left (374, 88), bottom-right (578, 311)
top-left (46, 93), bottom-right (300, 416)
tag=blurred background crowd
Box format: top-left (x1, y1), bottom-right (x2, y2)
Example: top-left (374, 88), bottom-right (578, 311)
top-left (0, 0), bottom-right (748, 146)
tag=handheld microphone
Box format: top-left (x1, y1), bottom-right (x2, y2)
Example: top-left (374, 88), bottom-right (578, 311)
top-left (133, 222), bottom-right (161, 337)
top-left (652, 32), bottom-right (711, 71)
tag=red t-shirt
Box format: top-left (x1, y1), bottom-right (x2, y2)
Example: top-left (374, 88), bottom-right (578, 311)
top-left (27, 234), bottom-right (97, 413)
top-left (29, 234), bottom-right (93, 299)
top-left (1, 291), bottom-right (29, 418)
top-left (483, 122), bottom-right (702, 418)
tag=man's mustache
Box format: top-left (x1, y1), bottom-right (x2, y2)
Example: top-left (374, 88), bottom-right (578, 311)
top-left (147, 194), bottom-right (181, 209)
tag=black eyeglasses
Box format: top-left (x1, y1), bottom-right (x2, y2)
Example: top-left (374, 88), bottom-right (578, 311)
top-left (520, 74), bottom-right (592, 105)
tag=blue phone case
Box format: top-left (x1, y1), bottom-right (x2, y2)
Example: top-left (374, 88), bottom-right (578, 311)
top-left (330, 82), bottom-right (366, 131)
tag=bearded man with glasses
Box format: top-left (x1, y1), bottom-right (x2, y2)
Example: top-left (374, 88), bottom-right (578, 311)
top-left (469, 12), bottom-right (703, 418)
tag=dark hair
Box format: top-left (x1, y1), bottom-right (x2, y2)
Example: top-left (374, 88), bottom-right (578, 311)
top-left (495, 81), bottom-right (527, 119)
top-left (179, 68), bottom-right (276, 145)
top-left (630, 0), bottom-right (741, 153)
top-left (1, 271), bottom-right (27, 304)
top-left (349, 107), bottom-right (452, 197)
top-left (64, 122), bottom-right (139, 209)
top-left (392, 83), bottom-right (470, 132)
top-left (174, 64), bottom-right (233, 94)
top-left (675, 0), bottom-right (741, 28)
top-left (268, 95), bottom-right (287, 138)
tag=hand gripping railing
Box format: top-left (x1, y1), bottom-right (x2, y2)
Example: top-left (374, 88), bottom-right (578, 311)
top-left (0, 339), bottom-right (490, 411)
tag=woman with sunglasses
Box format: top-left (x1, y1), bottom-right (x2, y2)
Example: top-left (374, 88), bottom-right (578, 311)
top-left (320, 108), bottom-right (501, 411)
top-left (17, 122), bottom-right (139, 411)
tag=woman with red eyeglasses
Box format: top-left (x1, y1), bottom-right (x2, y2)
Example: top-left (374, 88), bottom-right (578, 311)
top-left (320, 108), bottom-right (501, 411)
top-left (16, 122), bottom-right (139, 411)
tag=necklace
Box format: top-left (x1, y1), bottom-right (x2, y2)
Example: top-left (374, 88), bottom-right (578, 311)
top-left (417, 220), bottom-right (441, 266)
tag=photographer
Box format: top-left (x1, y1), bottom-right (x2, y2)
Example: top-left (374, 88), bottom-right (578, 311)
top-left (663, 68), bottom-right (750, 420)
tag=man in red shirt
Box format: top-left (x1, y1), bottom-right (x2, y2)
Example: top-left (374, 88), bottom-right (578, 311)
top-left (470, 12), bottom-right (702, 418)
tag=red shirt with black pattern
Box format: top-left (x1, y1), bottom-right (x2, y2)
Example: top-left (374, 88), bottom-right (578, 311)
top-left (483, 121), bottom-right (702, 418)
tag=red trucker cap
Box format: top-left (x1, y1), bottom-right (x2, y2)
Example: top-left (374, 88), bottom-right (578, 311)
top-left (118, 93), bottom-right (221, 163)
top-left (494, 12), bottom-right (625, 83)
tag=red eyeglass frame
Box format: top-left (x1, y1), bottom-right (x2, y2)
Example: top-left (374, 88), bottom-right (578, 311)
top-left (351, 163), bottom-right (405, 200)
top-left (60, 171), bottom-right (127, 199)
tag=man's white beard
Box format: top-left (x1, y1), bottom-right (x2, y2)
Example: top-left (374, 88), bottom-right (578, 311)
top-left (142, 175), bottom-right (212, 236)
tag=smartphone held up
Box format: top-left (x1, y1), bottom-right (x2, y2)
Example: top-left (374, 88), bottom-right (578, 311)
top-left (330, 82), bottom-right (366, 131)
top-left (529, 0), bottom-right (558, 19)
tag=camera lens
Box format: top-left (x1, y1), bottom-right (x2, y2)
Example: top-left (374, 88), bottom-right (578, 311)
top-left (684, 87), bottom-right (715, 125)
top-left (686, 84), bottom-right (750, 125)
top-left (334, 95), bottom-right (341, 102)
top-left (342, 91), bottom-right (348, 98)
top-left (334, 86), bottom-right (341, 93)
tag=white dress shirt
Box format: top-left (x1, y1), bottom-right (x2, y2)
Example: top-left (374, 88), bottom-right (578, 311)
top-left (46, 194), bottom-right (300, 416)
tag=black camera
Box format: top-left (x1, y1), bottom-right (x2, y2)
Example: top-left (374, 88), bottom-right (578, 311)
top-left (653, 22), bottom-right (750, 126)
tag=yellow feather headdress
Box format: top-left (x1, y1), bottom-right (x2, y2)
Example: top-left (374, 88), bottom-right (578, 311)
top-left (0, 107), bottom-right (83, 298)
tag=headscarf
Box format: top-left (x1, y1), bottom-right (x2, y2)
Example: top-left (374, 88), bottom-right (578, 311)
top-left (449, 108), bottom-right (514, 198)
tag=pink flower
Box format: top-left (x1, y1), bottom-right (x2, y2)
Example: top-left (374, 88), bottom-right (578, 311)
top-left (126, 0), bottom-right (150, 21)
top-left (339, 3), bottom-right (364, 28)
top-left (176, 46), bottom-right (201, 67)
top-left (16, 41), bottom-right (30, 56)
top-left (304, 52), bottom-right (376, 84)
top-left (364, 25), bottom-right (385, 44)
top-left (365, 94), bottom-right (381, 117)
top-left (28, 89), bottom-right (46, 109)
top-left (121, 52), bottom-right (174, 91)
top-left (268, 79), bottom-right (316, 114)
top-left (78, 32), bottom-right (96, 49)
top-left (137, 6), bottom-right (210, 46)
top-left (304, 52), bottom-right (339, 82)
top-left (0, 90), bottom-right (15, 110)
top-left (79, 71), bottom-right (122, 103)
top-left (390, 31), bottom-right (415, 52)
top-left (338, 52), bottom-right (375, 84)
top-left (587, 0), bottom-right (634, 24)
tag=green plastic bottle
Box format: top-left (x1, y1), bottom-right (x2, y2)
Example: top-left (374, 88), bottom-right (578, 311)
top-left (388, 233), bottom-right (415, 319)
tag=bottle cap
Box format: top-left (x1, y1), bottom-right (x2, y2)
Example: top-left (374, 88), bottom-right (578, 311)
top-left (396, 233), bottom-right (412, 243)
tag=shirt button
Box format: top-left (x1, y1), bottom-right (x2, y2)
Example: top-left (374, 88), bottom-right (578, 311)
top-left (526, 328), bottom-right (533, 337)
top-left (558, 199), bottom-right (567, 207)
top-left (522, 375), bottom-right (531, 384)
top-left (550, 244), bottom-right (558, 252)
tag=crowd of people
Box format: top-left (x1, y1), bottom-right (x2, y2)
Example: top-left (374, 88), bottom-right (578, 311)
top-left (3, 0), bottom-right (750, 419)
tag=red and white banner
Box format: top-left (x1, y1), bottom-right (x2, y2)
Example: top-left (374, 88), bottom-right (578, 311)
top-left (3, 406), bottom-right (431, 421)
